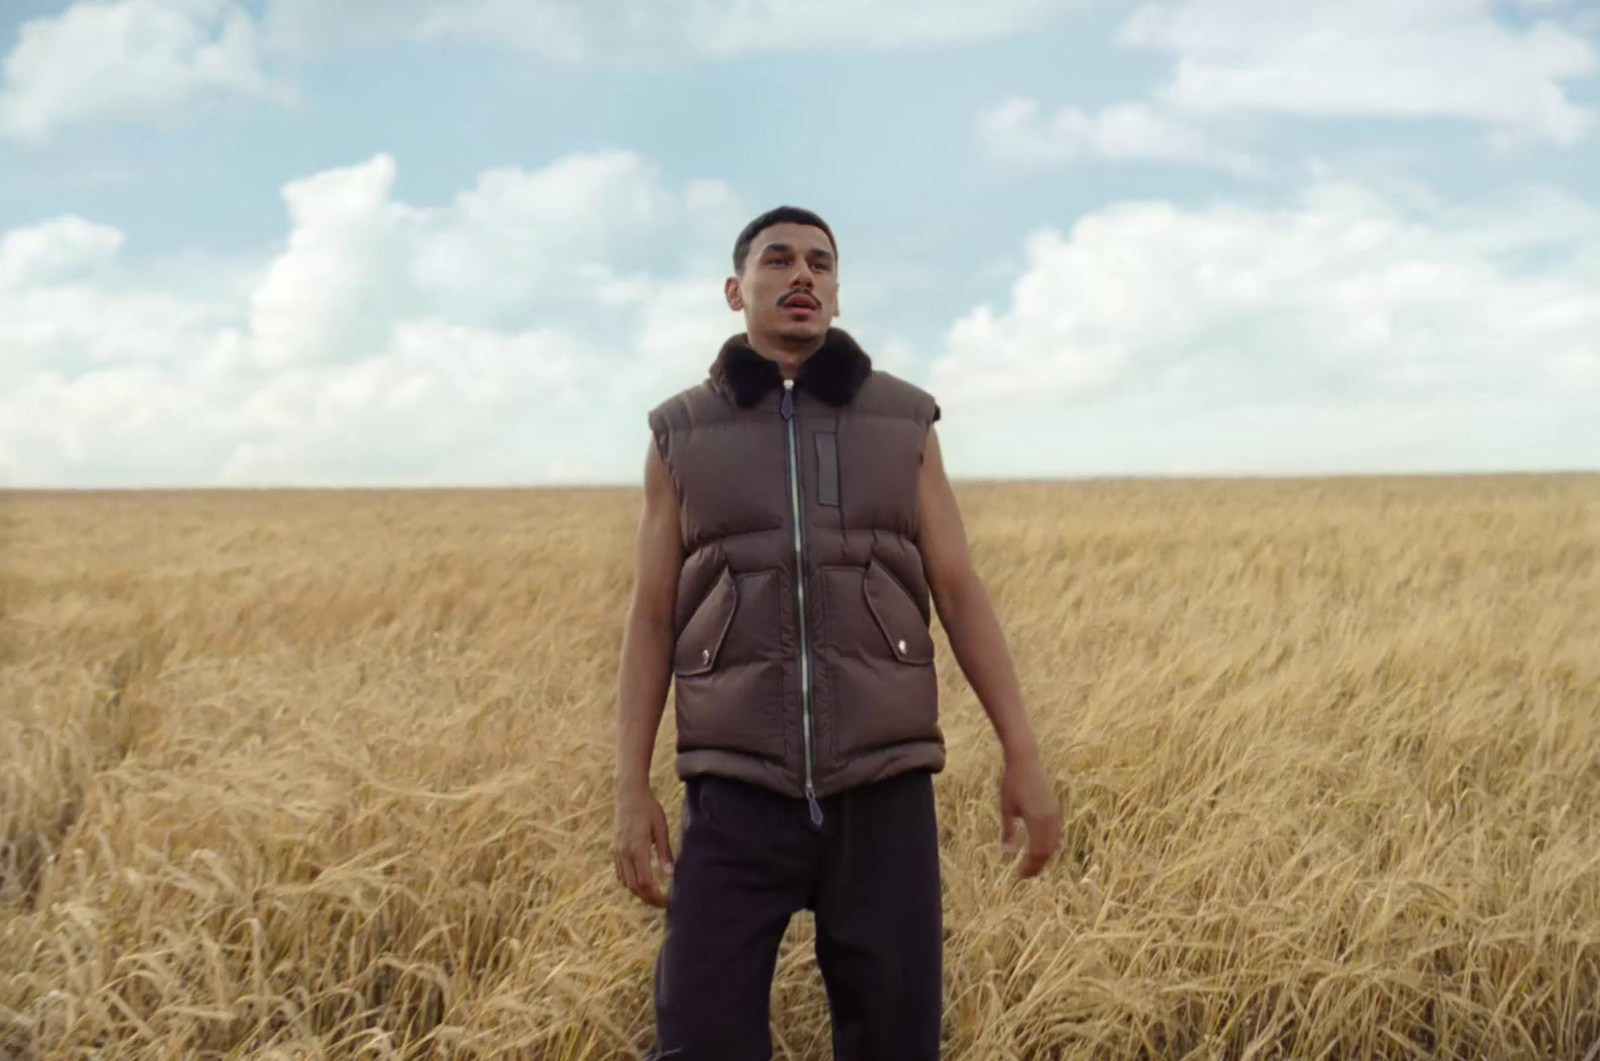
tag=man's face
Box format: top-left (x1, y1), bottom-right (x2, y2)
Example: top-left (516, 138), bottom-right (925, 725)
top-left (726, 221), bottom-right (839, 343)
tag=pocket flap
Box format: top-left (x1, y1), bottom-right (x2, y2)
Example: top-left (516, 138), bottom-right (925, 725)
top-left (675, 567), bottom-right (739, 676)
top-left (863, 558), bottom-right (935, 665)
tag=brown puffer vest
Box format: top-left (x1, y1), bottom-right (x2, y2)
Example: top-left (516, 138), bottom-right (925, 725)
top-left (647, 327), bottom-right (944, 822)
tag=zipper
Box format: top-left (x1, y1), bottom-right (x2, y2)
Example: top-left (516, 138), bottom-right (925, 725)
top-left (781, 378), bottom-right (824, 826)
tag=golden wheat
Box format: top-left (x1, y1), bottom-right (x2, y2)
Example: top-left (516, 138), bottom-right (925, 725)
top-left (2, 476), bottom-right (1597, 1060)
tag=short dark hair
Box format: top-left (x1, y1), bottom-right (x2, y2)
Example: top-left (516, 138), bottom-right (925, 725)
top-left (732, 206), bottom-right (838, 275)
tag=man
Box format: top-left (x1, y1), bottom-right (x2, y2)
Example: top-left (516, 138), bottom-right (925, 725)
top-left (613, 206), bottom-right (1061, 1060)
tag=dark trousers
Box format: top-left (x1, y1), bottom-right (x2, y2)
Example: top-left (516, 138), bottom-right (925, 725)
top-left (645, 768), bottom-right (943, 1061)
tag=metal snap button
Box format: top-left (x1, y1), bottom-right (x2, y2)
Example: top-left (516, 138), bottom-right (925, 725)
top-left (897, 639), bottom-right (907, 654)
top-left (701, 648), bottom-right (711, 664)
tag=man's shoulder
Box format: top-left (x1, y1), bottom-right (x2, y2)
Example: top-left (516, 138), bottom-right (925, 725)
top-left (855, 368), bottom-right (941, 426)
top-left (648, 379), bottom-right (727, 435)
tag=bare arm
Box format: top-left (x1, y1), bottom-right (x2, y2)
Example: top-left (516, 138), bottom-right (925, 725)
top-left (612, 438), bottom-right (685, 906)
top-left (915, 425), bottom-right (1039, 763)
top-left (916, 425), bottom-right (1061, 877)
top-left (614, 439), bottom-right (684, 793)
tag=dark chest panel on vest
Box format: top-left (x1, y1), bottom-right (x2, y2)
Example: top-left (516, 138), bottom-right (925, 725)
top-left (673, 410), bottom-right (924, 552)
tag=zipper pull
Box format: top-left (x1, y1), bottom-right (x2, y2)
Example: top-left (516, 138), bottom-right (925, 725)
top-left (807, 783), bottom-right (823, 826)
top-left (781, 378), bottom-right (795, 420)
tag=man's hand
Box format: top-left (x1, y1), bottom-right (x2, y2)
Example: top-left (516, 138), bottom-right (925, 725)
top-left (613, 784), bottom-right (675, 907)
top-left (1000, 749), bottom-right (1062, 878)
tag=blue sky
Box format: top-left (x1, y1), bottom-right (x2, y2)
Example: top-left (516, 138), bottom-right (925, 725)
top-left (2, 0), bottom-right (1598, 486)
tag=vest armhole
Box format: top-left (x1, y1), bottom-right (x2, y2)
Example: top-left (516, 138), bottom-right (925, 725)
top-left (646, 406), bottom-right (686, 507)
top-left (647, 408), bottom-right (670, 465)
top-left (917, 398), bottom-right (941, 465)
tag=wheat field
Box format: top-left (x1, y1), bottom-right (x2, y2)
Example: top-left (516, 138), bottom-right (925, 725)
top-left (1, 476), bottom-right (1597, 1060)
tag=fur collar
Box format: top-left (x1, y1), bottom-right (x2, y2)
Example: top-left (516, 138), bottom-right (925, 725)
top-left (709, 328), bottom-right (874, 409)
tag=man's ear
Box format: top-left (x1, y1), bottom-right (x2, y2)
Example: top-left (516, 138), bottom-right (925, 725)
top-left (724, 276), bottom-right (744, 311)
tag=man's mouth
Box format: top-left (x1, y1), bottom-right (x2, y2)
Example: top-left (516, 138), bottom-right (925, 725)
top-left (782, 295), bottom-right (818, 311)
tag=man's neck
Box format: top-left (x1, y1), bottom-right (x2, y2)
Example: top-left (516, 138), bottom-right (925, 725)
top-left (745, 330), bottom-right (827, 380)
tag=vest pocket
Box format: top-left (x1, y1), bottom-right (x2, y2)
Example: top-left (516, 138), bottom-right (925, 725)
top-left (673, 567), bottom-right (787, 763)
top-left (674, 567), bottom-right (738, 676)
top-left (863, 558), bottom-right (935, 665)
top-left (821, 559), bottom-right (941, 767)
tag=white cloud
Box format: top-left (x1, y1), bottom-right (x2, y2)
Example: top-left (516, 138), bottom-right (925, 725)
top-left (8, 143), bottom-right (1596, 484)
top-left (632, 278), bottom-right (738, 386)
top-left (0, 0), bottom-right (1087, 137)
top-left (247, 154), bottom-right (416, 370)
top-left (0, 0), bottom-right (284, 139)
top-left (929, 181), bottom-right (1600, 472)
top-left (262, 0), bottom-right (1081, 60)
top-left (0, 215), bottom-right (124, 286)
top-left (1, 286), bottom-right (231, 369)
top-left (1121, 0), bottom-right (1598, 146)
top-left (982, 0), bottom-right (1598, 179)
top-left (979, 97), bottom-right (1260, 174)
top-left (218, 321), bottom-right (593, 485)
top-left (0, 214), bottom-right (239, 372)
top-left (246, 149), bottom-right (745, 363)
top-left (413, 152), bottom-right (740, 325)
top-left (0, 150), bottom-right (749, 487)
